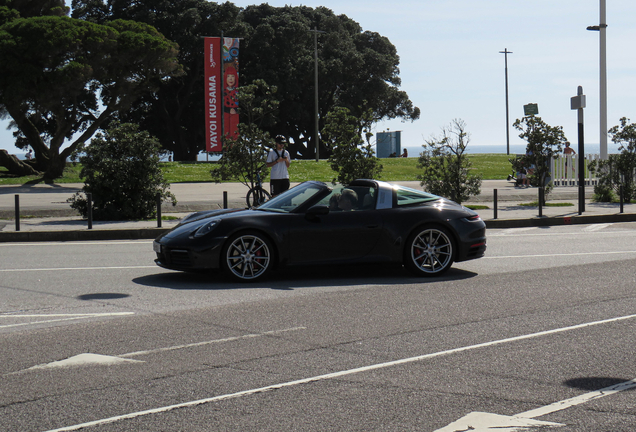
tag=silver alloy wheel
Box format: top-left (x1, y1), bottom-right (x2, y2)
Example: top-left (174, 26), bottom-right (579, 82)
top-left (409, 227), bottom-right (453, 275)
top-left (225, 234), bottom-right (271, 280)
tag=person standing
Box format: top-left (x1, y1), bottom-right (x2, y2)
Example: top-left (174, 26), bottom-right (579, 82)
top-left (267, 135), bottom-right (291, 197)
top-left (563, 141), bottom-right (576, 175)
top-left (563, 141), bottom-right (576, 156)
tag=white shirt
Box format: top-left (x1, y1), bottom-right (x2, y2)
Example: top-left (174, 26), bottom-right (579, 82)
top-left (267, 148), bottom-right (290, 180)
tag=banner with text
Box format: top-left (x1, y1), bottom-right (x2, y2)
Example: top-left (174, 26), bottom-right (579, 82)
top-left (204, 37), bottom-right (222, 152)
top-left (223, 37), bottom-right (240, 141)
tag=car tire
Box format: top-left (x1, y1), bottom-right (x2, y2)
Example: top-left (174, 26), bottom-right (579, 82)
top-left (223, 231), bottom-right (274, 282)
top-left (404, 225), bottom-right (455, 276)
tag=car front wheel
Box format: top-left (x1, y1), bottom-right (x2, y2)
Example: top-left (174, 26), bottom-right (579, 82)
top-left (405, 226), bottom-right (454, 276)
top-left (223, 231), bottom-right (273, 282)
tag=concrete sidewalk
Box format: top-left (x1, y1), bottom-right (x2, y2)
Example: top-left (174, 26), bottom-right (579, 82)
top-left (1, 180), bottom-right (635, 242)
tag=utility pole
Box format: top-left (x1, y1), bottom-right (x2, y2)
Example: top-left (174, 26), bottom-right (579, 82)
top-left (587, 0), bottom-right (608, 160)
top-left (309, 27), bottom-right (325, 161)
top-left (499, 48), bottom-right (513, 155)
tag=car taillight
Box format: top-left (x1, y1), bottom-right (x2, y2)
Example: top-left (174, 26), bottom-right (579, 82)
top-left (465, 214), bottom-right (481, 221)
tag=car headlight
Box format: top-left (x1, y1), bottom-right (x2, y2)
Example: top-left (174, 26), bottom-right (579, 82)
top-left (193, 219), bottom-right (221, 238)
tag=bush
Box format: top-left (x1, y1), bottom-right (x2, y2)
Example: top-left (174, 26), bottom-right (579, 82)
top-left (68, 123), bottom-right (176, 220)
top-left (590, 118), bottom-right (636, 202)
top-left (323, 107), bottom-right (383, 185)
top-left (417, 119), bottom-right (481, 204)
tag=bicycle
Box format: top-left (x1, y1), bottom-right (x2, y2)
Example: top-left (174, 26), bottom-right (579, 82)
top-left (245, 167), bottom-right (271, 208)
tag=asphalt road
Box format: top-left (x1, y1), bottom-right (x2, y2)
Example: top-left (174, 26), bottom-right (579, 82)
top-left (2, 222), bottom-right (636, 431)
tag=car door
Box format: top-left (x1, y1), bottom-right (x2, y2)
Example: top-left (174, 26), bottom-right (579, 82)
top-left (287, 187), bottom-right (383, 265)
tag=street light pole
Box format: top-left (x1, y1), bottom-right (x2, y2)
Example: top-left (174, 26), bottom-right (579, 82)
top-left (309, 27), bottom-right (325, 162)
top-left (499, 48), bottom-right (513, 155)
top-left (587, 0), bottom-right (608, 160)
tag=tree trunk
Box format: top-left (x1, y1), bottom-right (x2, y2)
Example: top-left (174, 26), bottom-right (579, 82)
top-left (43, 154), bottom-right (68, 181)
top-left (0, 150), bottom-right (42, 176)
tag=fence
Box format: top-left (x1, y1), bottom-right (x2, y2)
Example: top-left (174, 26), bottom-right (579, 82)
top-left (551, 154), bottom-right (600, 187)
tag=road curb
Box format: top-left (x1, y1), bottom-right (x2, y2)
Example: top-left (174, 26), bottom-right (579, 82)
top-left (0, 228), bottom-right (170, 243)
top-left (2, 213), bottom-right (635, 242)
top-left (485, 212), bottom-right (636, 228)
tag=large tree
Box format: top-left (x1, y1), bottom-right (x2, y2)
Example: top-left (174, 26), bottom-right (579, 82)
top-left (72, 0), bottom-right (247, 161)
top-left (72, 1), bottom-right (419, 161)
top-left (240, 4), bottom-right (420, 159)
top-left (0, 5), bottom-right (180, 179)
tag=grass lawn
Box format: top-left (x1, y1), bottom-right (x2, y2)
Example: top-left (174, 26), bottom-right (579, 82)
top-left (0, 153), bottom-right (514, 185)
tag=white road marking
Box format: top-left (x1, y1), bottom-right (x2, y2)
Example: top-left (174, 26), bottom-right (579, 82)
top-left (14, 327), bottom-right (306, 374)
top-left (435, 412), bottom-right (564, 431)
top-left (28, 353), bottom-right (144, 370)
top-left (0, 240), bottom-right (152, 247)
top-left (583, 223), bottom-right (611, 232)
top-left (0, 312), bottom-right (135, 330)
top-left (516, 378), bottom-right (636, 419)
top-left (496, 227), bottom-right (536, 235)
top-left (118, 327), bottom-right (307, 358)
top-left (0, 265), bottom-right (156, 272)
top-left (435, 378), bottom-right (636, 431)
top-left (483, 250), bottom-right (636, 259)
top-left (44, 313), bottom-right (636, 432)
top-left (489, 228), bottom-right (636, 237)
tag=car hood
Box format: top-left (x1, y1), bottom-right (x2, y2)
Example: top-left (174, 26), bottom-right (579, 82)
top-left (158, 208), bottom-right (252, 240)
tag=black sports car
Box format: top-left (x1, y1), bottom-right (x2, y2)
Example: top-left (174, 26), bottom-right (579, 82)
top-left (153, 180), bottom-right (487, 281)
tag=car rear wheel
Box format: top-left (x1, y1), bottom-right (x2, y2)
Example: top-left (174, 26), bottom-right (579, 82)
top-left (405, 226), bottom-right (454, 276)
top-left (223, 231), bottom-right (273, 281)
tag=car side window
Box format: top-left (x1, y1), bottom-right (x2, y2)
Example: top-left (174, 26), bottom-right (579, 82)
top-left (395, 186), bottom-right (440, 206)
top-left (316, 186), bottom-right (376, 211)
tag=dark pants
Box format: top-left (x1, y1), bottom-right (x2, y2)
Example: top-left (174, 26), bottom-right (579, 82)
top-left (270, 178), bottom-right (290, 196)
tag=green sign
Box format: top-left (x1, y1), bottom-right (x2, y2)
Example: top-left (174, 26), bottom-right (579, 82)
top-left (524, 103), bottom-right (539, 116)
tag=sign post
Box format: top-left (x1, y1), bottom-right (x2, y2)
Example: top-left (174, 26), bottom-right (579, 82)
top-left (523, 103), bottom-right (539, 116)
top-left (571, 86), bottom-right (586, 214)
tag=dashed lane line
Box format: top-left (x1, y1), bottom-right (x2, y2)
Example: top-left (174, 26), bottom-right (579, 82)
top-left (44, 313), bottom-right (636, 432)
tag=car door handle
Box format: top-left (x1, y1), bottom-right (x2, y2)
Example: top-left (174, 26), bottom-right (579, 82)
top-left (366, 224), bottom-right (379, 229)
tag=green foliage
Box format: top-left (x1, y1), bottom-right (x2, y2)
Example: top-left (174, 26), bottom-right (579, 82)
top-left (210, 80), bottom-right (279, 190)
top-left (0, 11), bottom-right (181, 179)
top-left (417, 119), bottom-right (482, 204)
top-left (513, 115), bottom-right (568, 193)
top-left (72, 1), bottom-right (419, 160)
top-left (323, 106), bottom-right (383, 185)
top-left (590, 117), bottom-right (636, 202)
top-left (73, 0), bottom-right (247, 161)
top-left (68, 123), bottom-right (176, 220)
top-left (0, 0), bottom-right (69, 17)
top-left (240, 5), bottom-right (419, 159)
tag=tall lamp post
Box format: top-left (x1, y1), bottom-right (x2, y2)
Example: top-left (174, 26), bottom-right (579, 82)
top-left (309, 27), bottom-right (325, 162)
top-left (587, 0), bottom-right (608, 160)
top-left (499, 48), bottom-right (513, 155)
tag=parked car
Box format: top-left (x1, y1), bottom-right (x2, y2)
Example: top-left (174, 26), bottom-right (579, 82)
top-left (153, 180), bottom-right (487, 281)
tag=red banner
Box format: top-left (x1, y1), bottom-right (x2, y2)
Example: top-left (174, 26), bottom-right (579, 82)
top-left (204, 37), bottom-right (221, 152)
top-left (222, 38), bottom-right (240, 141)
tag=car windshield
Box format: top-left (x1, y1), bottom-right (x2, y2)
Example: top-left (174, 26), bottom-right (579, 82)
top-left (394, 185), bottom-right (440, 206)
top-left (257, 182), bottom-right (326, 213)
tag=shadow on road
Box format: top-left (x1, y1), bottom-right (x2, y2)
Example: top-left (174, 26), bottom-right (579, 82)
top-left (564, 377), bottom-right (636, 391)
top-left (132, 264), bottom-right (478, 291)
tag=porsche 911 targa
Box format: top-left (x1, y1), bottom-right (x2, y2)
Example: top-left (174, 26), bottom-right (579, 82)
top-left (153, 180), bottom-right (487, 281)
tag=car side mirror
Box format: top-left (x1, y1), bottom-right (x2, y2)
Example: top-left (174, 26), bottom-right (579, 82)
top-left (305, 205), bottom-right (329, 221)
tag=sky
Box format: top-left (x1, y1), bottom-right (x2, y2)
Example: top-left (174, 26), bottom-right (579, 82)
top-left (2, 0), bottom-right (635, 155)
